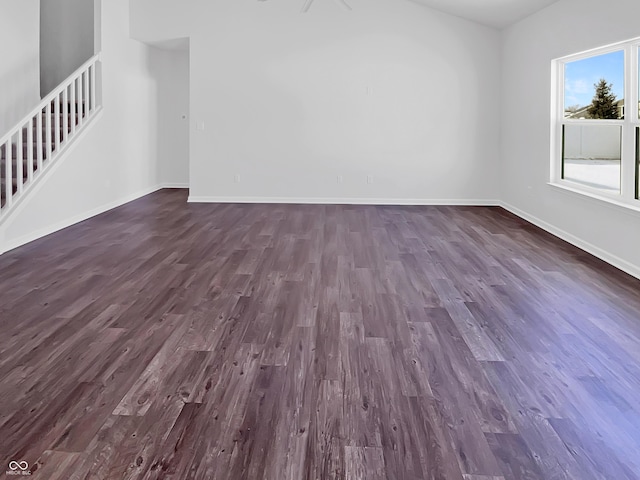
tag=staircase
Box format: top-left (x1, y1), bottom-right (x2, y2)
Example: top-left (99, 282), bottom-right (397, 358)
top-left (0, 102), bottom-right (85, 207)
top-left (0, 54), bottom-right (101, 218)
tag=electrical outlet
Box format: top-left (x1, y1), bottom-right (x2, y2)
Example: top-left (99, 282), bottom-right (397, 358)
top-left (196, 121), bottom-right (205, 131)
top-left (337, 175), bottom-right (343, 184)
top-left (367, 175), bottom-right (374, 185)
top-left (234, 174), bottom-right (241, 183)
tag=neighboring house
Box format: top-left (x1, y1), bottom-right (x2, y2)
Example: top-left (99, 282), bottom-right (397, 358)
top-left (564, 104), bottom-right (591, 119)
top-left (565, 99), bottom-right (633, 119)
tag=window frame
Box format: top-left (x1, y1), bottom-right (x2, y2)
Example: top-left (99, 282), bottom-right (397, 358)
top-left (551, 38), bottom-right (640, 208)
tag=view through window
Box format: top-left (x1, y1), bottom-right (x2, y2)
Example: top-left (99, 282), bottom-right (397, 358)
top-left (555, 40), bottom-right (640, 204)
top-left (562, 50), bottom-right (624, 192)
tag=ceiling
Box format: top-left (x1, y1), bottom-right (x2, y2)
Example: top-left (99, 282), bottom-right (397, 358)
top-left (408, 0), bottom-right (561, 28)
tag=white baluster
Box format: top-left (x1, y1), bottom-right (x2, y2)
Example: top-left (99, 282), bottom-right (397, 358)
top-left (5, 138), bottom-right (13, 207)
top-left (45, 103), bottom-right (52, 165)
top-left (83, 69), bottom-right (89, 120)
top-left (27, 117), bottom-right (34, 183)
top-left (0, 54), bottom-right (101, 214)
top-left (62, 87), bottom-right (68, 144)
top-left (36, 108), bottom-right (43, 173)
top-left (54, 94), bottom-right (61, 152)
top-left (16, 128), bottom-right (23, 194)
top-left (90, 63), bottom-right (96, 113)
top-left (70, 78), bottom-right (76, 135)
top-left (77, 74), bottom-right (84, 128)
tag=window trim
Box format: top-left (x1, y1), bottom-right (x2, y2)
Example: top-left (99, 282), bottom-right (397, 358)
top-left (546, 181), bottom-right (640, 217)
top-left (551, 38), bottom-right (640, 209)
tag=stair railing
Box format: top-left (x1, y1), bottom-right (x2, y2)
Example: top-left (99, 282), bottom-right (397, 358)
top-left (0, 53), bottom-right (102, 217)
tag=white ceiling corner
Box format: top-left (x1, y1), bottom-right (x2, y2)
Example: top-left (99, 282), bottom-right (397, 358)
top-left (407, 0), bottom-right (562, 28)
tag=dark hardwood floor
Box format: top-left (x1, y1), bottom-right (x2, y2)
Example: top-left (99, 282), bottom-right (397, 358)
top-left (1, 189), bottom-right (640, 479)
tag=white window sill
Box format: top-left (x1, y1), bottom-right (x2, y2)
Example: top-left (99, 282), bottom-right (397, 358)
top-left (547, 181), bottom-right (640, 218)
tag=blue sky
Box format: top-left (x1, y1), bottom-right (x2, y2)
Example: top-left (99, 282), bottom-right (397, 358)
top-left (564, 50), bottom-right (625, 109)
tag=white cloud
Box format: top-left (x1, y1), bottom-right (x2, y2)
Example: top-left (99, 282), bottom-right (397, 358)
top-left (565, 79), bottom-right (590, 96)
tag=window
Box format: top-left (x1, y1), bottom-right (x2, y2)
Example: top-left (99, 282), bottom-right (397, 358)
top-left (553, 39), bottom-right (640, 206)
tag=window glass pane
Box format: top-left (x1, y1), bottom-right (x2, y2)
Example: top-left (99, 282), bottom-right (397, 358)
top-left (562, 124), bottom-right (621, 193)
top-left (564, 50), bottom-right (625, 119)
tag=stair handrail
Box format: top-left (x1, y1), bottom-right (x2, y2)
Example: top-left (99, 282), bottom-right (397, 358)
top-left (1, 52), bottom-right (102, 215)
top-left (0, 53), bottom-right (102, 146)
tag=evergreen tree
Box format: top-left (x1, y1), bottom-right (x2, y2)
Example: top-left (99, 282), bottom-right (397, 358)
top-left (587, 79), bottom-right (619, 119)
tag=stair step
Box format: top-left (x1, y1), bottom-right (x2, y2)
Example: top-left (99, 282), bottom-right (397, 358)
top-left (41, 113), bottom-right (83, 124)
top-left (0, 166), bottom-right (43, 206)
top-left (50, 99), bottom-right (87, 110)
top-left (1, 107), bottom-right (89, 209)
top-left (0, 143), bottom-right (55, 161)
top-left (0, 156), bottom-right (39, 168)
top-left (42, 110), bottom-right (85, 116)
top-left (22, 126), bottom-right (68, 137)
top-left (5, 115), bottom-right (85, 143)
top-left (1, 157), bottom-right (40, 175)
top-left (0, 177), bottom-right (20, 206)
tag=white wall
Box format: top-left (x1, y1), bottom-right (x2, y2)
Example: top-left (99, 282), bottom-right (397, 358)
top-left (0, 0), bottom-right (40, 136)
top-left (132, 0), bottom-right (501, 204)
top-left (3, 0), bottom-right (637, 281)
top-left (40, 0), bottom-right (95, 96)
top-left (0, 0), bottom-right (164, 252)
top-left (501, 0), bottom-right (640, 278)
top-left (129, 0), bottom-right (186, 44)
top-left (40, 0), bottom-right (94, 96)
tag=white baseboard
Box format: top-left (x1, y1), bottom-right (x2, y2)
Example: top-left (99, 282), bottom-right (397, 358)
top-left (0, 185), bottom-right (164, 255)
top-left (187, 196), bottom-right (501, 206)
top-left (500, 201), bottom-right (640, 281)
top-left (160, 183), bottom-right (189, 189)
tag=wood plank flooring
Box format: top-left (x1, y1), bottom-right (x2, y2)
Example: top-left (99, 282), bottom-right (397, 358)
top-left (1, 189), bottom-right (640, 479)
